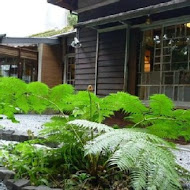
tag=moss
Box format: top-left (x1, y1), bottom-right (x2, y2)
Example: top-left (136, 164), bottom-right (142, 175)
top-left (30, 26), bottom-right (74, 37)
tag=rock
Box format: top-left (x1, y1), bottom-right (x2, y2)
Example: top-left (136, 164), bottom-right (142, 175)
top-left (36, 186), bottom-right (51, 190)
top-left (21, 186), bottom-right (37, 190)
top-left (0, 130), bottom-right (4, 138)
top-left (19, 135), bottom-right (29, 142)
top-left (0, 182), bottom-right (7, 190)
top-left (0, 169), bottom-right (15, 182)
top-left (11, 133), bottom-right (21, 142)
top-left (0, 167), bottom-right (9, 171)
top-left (5, 179), bottom-right (14, 190)
top-left (12, 179), bottom-right (30, 190)
top-left (2, 130), bottom-right (15, 141)
top-left (182, 182), bottom-right (190, 190)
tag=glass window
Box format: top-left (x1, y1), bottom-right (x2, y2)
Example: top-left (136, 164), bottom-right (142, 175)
top-left (138, 22), bottom-right (190, 102)
top-left (66, 56), bottom-right (75, 86)
top-left (22, 59), bottom-right (37, 83)
top-left (0, 56), bottom-right (37, 83)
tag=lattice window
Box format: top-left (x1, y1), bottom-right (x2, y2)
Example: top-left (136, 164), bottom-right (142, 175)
top-left (138, 23), bottom-right (190, 102)
top-left (65, 55), bottom-right (75, 86)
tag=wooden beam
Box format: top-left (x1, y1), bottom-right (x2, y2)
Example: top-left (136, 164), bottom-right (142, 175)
top-left (123, 25), bottom-right (130, 91)
top-left (98, 24), bottom-right (128, 33)
top-left (77, 0), bottom-right (119, 13)
top-left (132, 14), bottom-right (190, 30)
top-left (0, 37), bottom-right (60, 45)
top-left (94, 32), bottom-right (99, 95)
top-left (76, 0), bottom-right (190, 28)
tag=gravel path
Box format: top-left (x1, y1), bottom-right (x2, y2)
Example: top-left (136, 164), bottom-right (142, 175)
top-left (174, 145), bottom-right (190, 172)
top-left (0, 114), bottom-right (53, 136)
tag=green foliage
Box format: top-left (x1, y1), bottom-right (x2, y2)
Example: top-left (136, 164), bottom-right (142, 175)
top-left (30, 26), bottom-right (74, 37)
top-left (0, 142), bottom-right (65, 187)
top-left (128, 94), bottom-right (190, 141)
top-left (70, 120), bottom-right (181, 190)
top-left (67, 13), bottom-right (78, 26)
top-left (0, 77), bottom-right (190, 189)
top-left (1, 77), bottom-right (190, 140)
top-left (0, 77), bottom-right (28, 121)
top-left (27, 82), bottom-right (49, 113)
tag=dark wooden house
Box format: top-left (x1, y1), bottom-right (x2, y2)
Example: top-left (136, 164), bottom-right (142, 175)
top-left (49, 0), bottom-right (190, 107)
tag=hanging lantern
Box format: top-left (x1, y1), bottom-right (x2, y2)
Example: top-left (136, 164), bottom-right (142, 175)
top-left (186, 23), bottom-right (190, 28)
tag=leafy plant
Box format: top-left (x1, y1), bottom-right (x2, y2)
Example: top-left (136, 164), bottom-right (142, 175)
top-left (69, 120), bottom-right (181, 190)
top-left (0, 77), bottom-right (190, 189)
top-left (0, 142), bottom-right (66, 187)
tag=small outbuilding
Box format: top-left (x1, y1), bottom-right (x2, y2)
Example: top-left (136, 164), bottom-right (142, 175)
top-left (0, 31), bottom-right (76, 87)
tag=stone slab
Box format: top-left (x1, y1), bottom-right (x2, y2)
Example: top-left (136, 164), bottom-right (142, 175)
top-left (21, 186), bottom-right (37, 190)
top-left (0, 170), bottom-right (15, 182)
top-left (36, 186), bottom-right (52, 190)
top-left (5, 179), bottom-right (14, 190)
top-left (13, 179), bottom-right (30, 190)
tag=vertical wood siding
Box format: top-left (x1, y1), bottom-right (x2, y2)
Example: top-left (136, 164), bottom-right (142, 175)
top-left (96, 30), bottom-right (126, 96)
top-left (128, 29), bottom-right (141, 95)
top-left (75, 28), bottom-right (97, 90)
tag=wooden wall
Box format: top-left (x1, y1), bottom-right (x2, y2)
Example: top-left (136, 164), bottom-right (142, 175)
top-left (75, 28), bottom-right (97, 91)
top-left (127, 29), bottom-right (141, 95)
top-left (41, 44), bottom-right (63, 87)
top-left (75, 28), bottom-right (127, 96)
top-left (97, 30), bottom-right (126, 96)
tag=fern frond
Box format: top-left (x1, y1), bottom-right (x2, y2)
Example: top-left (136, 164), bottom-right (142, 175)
top-left (49, 84), bottom-right (74, 111)
top-left (110, 140), bottom-right (180, 190)
top-left (150, 94), bottom-right (174, 116)
top-left (67, 119), bottom-right (114, 133)
top-left (103, 92), bottom-right (148, 114)
top-left (79, 121), bottom-right (181, 190)
top-left (27, 82), bottom-right (49, 113)
top-left (85, 128), bottom-right (171, 155)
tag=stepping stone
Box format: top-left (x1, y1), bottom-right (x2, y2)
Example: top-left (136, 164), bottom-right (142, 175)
top-left (0, 169), bottom-right (15, 182)
top-left (0, 182), bottom-right (7, 190)
top-left (12, 179), bottom-right (30, 190)
top-left (5, 179), bottom-right (14, 190)
top-left (36, 186), bottom-right (51, 190)
top-left (2, 130), bottom-right (15, 141)
top-left (22, 186), bottom-right (37, 190)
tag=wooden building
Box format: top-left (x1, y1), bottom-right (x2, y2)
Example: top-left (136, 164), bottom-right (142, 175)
top-left (0, 34), bottom-right (75, 87)
top-left (49, 0), bottom-right (190, 107)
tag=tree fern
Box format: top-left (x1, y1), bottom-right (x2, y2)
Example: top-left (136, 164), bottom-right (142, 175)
top-left (49, 84), bottom-right (74, 111)
top-left (150, 94), bottom-right (174, 116)
top-left (68, 119), bottom-right (114, 133)
top-left (69, 120), bottom-right (181, 190)
top-left (27, 82), bottom-right (49, 113)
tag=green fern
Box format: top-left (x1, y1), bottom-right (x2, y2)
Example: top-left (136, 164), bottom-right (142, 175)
top-left (68, 119), bottom-right (114, 133)
top-left (69, 120), bottom-right (181, 190)
top-left (150, 94), bottom-right (174, 116)
top-left (49, 84), bottom-right (74, 112)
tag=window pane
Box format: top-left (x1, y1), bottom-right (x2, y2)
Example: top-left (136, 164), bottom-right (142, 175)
top-left (138, 22), bottom-right (190, 103)
top-left (184, 87), bottom-right (190, 101)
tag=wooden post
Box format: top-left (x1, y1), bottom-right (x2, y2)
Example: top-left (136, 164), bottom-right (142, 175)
top-left (123, 25), bottom-right (130, 91)
top-left (37, 44), bottom-right (43, 82)
top-left (94, 31), bottom-right (99, 95)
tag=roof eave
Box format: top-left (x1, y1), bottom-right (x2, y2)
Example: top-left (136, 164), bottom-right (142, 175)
top-left (76, 0), bottom-right (190, 28)
top-left (47, 0), bottom-right (77, 11)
